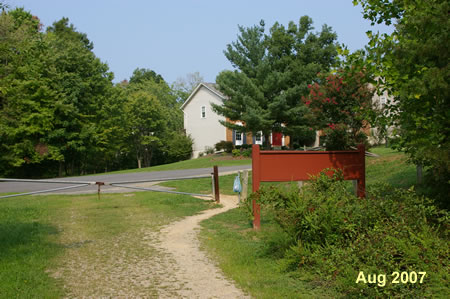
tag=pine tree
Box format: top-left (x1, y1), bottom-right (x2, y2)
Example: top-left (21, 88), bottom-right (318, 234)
top-left (212, 16), bottom-right (338, 147)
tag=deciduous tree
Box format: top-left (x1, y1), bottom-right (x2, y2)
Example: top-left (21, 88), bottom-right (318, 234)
top-left (354, 0), bottom-right (449, 181)
top-left (303, 67), bottom-right (375, 149)
top-left (171, 71), bottom-right (204, 103)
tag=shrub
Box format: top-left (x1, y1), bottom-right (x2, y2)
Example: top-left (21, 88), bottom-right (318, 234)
top-left (152, 132), bottom-right (193, 164)
top-left (242, 148), bottom-right (252, 157)
top-left (322, 125), bottom-right (352, 150)
top-left (248, 169), bottom-right (449, 297)
top-left (291, 127), bottom-right (317, 149)
top-left (204, 146), bottom-right (215, 155)
top-left (232, 149), bottom-right (241, 157)
top-left (322, 125), bottom-right (370, 151)
top-left (215, 140), bottom-right (233, 153)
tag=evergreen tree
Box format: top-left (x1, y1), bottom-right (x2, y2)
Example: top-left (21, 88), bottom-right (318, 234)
top-left (213, 17), bottom-right (338, 147)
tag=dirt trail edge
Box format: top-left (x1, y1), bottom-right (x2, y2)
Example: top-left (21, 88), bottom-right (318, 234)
top-left (154, 195), bottom-right (250, 298)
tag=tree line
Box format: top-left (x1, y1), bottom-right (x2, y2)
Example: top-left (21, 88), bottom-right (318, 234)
top-left (0, 8), bottom-right (193, 178)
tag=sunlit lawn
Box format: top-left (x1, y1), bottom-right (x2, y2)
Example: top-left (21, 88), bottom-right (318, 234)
top-left (0, 192), bottom-right (215, 298)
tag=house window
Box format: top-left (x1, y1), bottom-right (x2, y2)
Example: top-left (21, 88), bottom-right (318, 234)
top-left (255, 131), bottom-right (263, 145)
top-left (201, 106), bottom-right (206, 118)
top-left (235, 131), bottom-right (243, 146)
top-left (236, 132), bottom-right (242, 141)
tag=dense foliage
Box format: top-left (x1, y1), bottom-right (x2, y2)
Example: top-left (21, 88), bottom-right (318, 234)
top-left (0, 9), bottom-right (191, 178)
top-left (212, 17), bottom-right (338, 147)
top-left (248, 170), bottom-right (449, 297)
top-left (353, 0), bottom-right (449, 187)
top-left (303, 67), bottom-right (375, 150)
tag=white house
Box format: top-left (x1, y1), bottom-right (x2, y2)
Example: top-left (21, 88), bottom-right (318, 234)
top-left (181, 83), bottom-right (227, 158)
top-left (181, 83), bottom-right (283, 158)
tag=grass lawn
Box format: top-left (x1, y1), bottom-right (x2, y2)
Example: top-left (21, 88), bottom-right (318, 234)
top-left (159, 173), bottom-right (246, 196)
top-left (0, 192), bottom-right (216, 298)
top-left (366, 146), bottom-right (417, 188)
top-left (92, 154), bottom-right (251, 176)
top-left (195, 146), bottom-right (428, 298)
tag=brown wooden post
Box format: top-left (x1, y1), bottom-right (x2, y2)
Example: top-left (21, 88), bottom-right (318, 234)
top-left (357, 144), bottom-right (366, 198)
top-left (252, 145), bottom-right (261, 229)
top-left (213, 165), bottom-right (220, 203)
top-left (96, 182), bottom-right (104, 200)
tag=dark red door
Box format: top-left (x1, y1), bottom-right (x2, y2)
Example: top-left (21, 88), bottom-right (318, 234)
top-left (272, 132), bottom-right (283, 146)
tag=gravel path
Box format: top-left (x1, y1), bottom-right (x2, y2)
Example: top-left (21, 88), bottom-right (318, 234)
top-left (153, 195), bottom-right (249, 298)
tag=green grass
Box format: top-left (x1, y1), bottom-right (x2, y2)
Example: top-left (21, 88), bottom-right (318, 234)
top-left (367, 146), bottom-right (417, 188)
top-left (93, 154), bottom-right (251, 176)
top-left (160, 173), bottom-right (248, 196)
top-left (0, 192), bottom-right (216, 298)
top-left (197, 146), bottom-right (424, 298)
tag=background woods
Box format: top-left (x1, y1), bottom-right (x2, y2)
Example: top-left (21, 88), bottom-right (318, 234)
top-left (0, 8), bottom-right (191, 178)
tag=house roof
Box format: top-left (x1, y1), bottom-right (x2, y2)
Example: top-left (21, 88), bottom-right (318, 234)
top-left (180, 82), bottom-right (226, 110)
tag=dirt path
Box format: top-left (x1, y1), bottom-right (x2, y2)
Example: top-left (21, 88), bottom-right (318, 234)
top-left (152, 194), bottom-right (250, 298)
top-left (51, 194), bottom-right (249, 298)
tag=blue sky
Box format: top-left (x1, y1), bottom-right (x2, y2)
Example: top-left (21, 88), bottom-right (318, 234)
top-left (8, 0), bottom-right (392, 84)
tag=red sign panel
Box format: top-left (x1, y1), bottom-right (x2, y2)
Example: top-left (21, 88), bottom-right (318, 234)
top-left (251, 144), bottom-right (366, 229)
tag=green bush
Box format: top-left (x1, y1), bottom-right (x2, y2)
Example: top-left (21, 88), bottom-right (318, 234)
top-left (215, 140), bottom-right (234, 153)
top-left (204, 146), bottom-right (215, 155)
top-left (242, 148), bottom-right (252, 157)
top-left (248, 169), bottom-right (449, 297)
top-left (291, 128), bottom-right (317, 149)
top-left (322, 126), bottom-right (370, 151)
top-left (153, 132), bottom-right (193, 164)
top-left (232, 149), bottom-right (241, 157)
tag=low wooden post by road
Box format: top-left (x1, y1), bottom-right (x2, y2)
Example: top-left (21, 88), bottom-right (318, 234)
top-left (213, 165), bottom-right (220, 203)
top-left (96, 182), bottom-right (104, 200)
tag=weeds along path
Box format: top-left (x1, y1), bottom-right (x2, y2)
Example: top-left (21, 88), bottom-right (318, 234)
top-left (152, 194), bottom-right (250, 298)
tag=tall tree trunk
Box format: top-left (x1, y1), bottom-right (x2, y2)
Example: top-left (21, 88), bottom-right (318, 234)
top-left (137, 158), bottom-right (142, 169)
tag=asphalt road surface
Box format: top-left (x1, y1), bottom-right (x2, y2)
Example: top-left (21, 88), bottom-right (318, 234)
top-left (0, 165), bottom-right (251, 195)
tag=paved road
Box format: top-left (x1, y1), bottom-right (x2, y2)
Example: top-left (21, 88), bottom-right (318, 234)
top-left (0, 165), bottom-right (251, 195)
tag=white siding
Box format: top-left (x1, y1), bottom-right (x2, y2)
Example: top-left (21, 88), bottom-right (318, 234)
top-left (183, 86), bottom-right (226, 158)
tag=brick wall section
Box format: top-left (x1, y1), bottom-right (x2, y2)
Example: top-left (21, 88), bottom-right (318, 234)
top-left (226, 127), bottom-right (233, 142)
